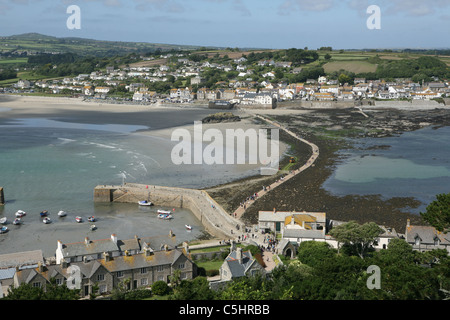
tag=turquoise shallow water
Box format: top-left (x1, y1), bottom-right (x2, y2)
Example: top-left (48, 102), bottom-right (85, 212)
top-left (322, 126), bottom-right (450, 214)
top-left (0, 116), bottom-right (259, 256)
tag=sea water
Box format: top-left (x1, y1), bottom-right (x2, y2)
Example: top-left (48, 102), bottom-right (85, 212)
top-left (0, 116), bottom-right (260, 257)
top-left (322, 125), bottom-right (450, 214)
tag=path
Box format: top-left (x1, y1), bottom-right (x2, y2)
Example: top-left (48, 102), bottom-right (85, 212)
top-left (232, 114), bottom-right (320, 220)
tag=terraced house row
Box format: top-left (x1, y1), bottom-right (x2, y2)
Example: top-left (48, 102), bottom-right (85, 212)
top-left (0, 233), bottom-right (196, 298)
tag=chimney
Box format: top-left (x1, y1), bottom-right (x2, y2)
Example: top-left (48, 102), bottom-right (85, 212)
top-left (236, 247), bottom-right (243, 264)
top-left (61, 259), bottom-right (68, 269)
top-left (183, 241), bottom-right (189, 254)
top-left (164, 244), bottom-right (169, 251)
top-left (84, 237), bottom-right (90, 245)
top-left (57, 240), bottom-right (63, 251)
top-left (111, 234), bottom-right (117, 244)
top-left (407, 219), bottom-right (411, 228)
top-left (38, 262), bottom-right (44, 273)
top-left (103, 252), bottom-right (110, 262)
top-left (169, 230), bottom-right (173, 237)
top-left (230, 240), bottom-right (236, 253)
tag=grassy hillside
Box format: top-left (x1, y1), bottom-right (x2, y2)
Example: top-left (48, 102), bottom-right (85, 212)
top-left (0, 33), bottom-right (210, 57)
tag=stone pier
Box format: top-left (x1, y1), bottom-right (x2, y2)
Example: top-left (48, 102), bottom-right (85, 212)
top-left (94, 184), bottom-right (244, 240)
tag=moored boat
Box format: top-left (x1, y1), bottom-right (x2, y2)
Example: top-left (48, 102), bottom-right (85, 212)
top-left (40, 210), bottom-right (49, 217)
top-left (15, 210), bottom-right (26, 217)
top-left (75, 216), bottom-right (83, 223)
top-left (43, 217), bottom-right (51, 224)
top-left (157, 209), bottom-right (171, 215)
top-left (0, 217), bottom-right (7, 225)
top-left (0, 226), bottom-right (8, 234)
top-left (138, 200), bottom-right (152, 206)
top-left (57, 211), bottom-right (67, 217)
top-left (185, 225), bottom-right (192, 231)
top-left (13, 218), bottom-right (22, 225)
top-left (88, 216), bottom-right (96, 222)
top-left (158, 213), bottom-right (173, 220)
top-left (90, 225), bottom-right (97, 231)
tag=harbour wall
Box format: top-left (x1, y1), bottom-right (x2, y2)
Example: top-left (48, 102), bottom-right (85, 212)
top-left (94, 184), bottom-right (244, 240)
top-left (277, 100), bottom-right (355, 109)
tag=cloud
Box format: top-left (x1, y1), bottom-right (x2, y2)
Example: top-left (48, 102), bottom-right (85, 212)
top-left (278, 0), bottom-right (450, 17)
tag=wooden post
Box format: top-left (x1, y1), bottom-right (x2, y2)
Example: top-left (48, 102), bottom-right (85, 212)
top-left (0, 187), bottom-right (4, 205)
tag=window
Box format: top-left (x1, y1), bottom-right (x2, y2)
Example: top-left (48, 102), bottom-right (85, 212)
top-left (141, 278), bottom-right (148, 286)
top-left (415, 237), bottom-right (421, 246)
top-left (156, 265), bottom-right (164, 272)
top-left (97, 274), bottom-right (105, 281)
top-left (140, 267), bottom-right (147, 274)
top-left (117, 271), bottom-right (123, 278)
top-left (178, 263), bottom-right (185, 270)
top-left (33, 282), bottom-right (41, 288)
top-left (56, 278), bottom-right (63, 285)
top-left (99, 284), bottom-right (107, 293)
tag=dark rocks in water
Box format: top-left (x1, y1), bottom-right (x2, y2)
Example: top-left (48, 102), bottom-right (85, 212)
top-left (202, 112), bottom-right (241, 124)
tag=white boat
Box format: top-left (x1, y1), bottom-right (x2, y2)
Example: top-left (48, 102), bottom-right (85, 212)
top-left (90, 225), bottom-right (97, 231)
top-left (75, 216), bottom-right (83, 223)
top-left (158, 214), bottom-right (173, 220)
top-left (0, 217), bottom-right (7, 225)
top-left (43, 217), bottom-right (51, 224)
top-left (157, 209), bottom-right (171, 215)
top-left (57, 211), bottom-right (67, 217)
top-left (13, 218), bottom-right (22, 225)
top-left (0, 226), bottom-right (8, 234)
top-left (185, 225), bottom-right (192, 231)
top-left (138, 200), bottom-right (152, 206)
top-left (15, 210), bottom-right (26, 217)
top-left (88, 216), bottom-right (96, 222)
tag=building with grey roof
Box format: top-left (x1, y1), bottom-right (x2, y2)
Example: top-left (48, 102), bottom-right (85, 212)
top-left (218, 243), bottom-right (265, 282)
top-left (405, 219), bottom-right (450, 253)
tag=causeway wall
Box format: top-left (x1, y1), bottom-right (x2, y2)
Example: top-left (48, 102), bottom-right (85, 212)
top-left (94, 184), bottom-right (244, 240)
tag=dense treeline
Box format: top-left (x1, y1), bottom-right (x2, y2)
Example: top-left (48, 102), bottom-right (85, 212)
top-left (0, 69), bottom-right (17, 81)
top-left (245, 48), bottom-right (319, 66)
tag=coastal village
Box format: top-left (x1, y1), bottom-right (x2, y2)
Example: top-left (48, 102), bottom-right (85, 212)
top-left (1, 50), bottom-right (450, 300)
top-left (3, 52), bottom-right (450, 108)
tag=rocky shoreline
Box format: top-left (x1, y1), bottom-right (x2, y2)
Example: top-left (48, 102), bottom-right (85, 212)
top-left (206, 107), bottom-right (450, 234)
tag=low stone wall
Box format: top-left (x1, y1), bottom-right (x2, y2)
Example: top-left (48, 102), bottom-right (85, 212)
top-left (94, 184), bottom-right (245, 240)
top-left (277, 100), bottom-right (355, 109)
top-left (366, 100), bottom-right (446, 110)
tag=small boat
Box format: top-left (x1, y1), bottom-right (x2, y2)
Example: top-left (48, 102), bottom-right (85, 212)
top-left (75, 216), bottom-right (83, 223)
top-left (158, 214), bottom-right (173, 220)
top-left (0, 226), bottom-right (8, 234)
top-left (15, 210), bottom-right (27, 217)
top-left (185, 225), bottom-right (192, 231)
top-left (157, 210), bottom-right (171, 215)
top-left (43, 217), bottom-right (51, 224)
top-left (88, 216), bottom-right (96, 222)
top-left (13, 218), bottom-right (22, 225)
top-left (138, 200), bottom-right (152, 206)
top-left (57, 211), bottom-right (67, 217)
top-left (40, 210), bottom-right (49, 217)
top-left (0, 217), bottom-right (7, 225)
top-left (90, 225), bottom-right (97, 231)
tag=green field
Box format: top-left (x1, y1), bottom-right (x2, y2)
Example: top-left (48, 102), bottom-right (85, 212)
top-left (0, 57), bottom-right (28, 65)
top-left (323, 60), bottom-right (378, 73)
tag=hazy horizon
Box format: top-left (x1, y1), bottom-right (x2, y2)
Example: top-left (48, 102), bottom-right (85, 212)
top-left (0, 0), bottom-right (449, 50)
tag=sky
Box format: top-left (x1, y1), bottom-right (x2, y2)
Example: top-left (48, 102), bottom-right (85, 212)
top-left (1, 0), bottom-right (450, 49)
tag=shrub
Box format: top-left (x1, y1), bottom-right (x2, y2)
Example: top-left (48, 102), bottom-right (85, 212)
top-left (151, 281), bottom-right (169, 296)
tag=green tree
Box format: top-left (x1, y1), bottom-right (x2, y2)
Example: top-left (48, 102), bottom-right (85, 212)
top-left (330, 221), bottom-right (383, 259)
top-left (420, 193), bottom-right (450, 232)
top-left (3, 283), bottom-right (44, 300)
top-left (151, 280), bottom-right (170, 296)
top-left (297, 241), bottom-right (336, 267)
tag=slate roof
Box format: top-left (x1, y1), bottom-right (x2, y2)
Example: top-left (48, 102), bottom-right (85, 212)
top-left (283, 228), bottom-right (325, 239)
top-left (61, 238), bottom-right (119, 258)
top-left (406, 225), bottom-right (450, 245)
top-left (99, 248), bottom-right (185, 272)
top-left (225, 250), bottom-right (255, 278)
top-left (0, 250), bottom-right (44, 269)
